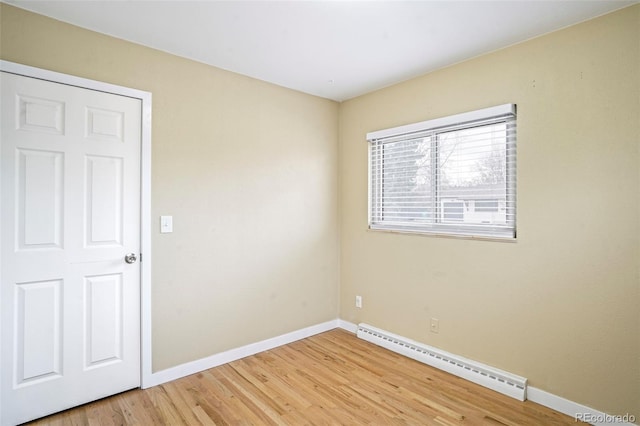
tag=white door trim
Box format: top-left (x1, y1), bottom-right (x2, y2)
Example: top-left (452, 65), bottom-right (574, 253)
top-left (0, 60), bottom-right (154, 395)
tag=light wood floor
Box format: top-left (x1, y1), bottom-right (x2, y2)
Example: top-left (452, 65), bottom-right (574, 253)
top-left (28, 329), bottom-right (581, 425)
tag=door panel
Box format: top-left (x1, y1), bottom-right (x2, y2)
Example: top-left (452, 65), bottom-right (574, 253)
top-left (1, 71), bottom-right (142, 425)
top-left (17, 149), bottom-right (64, 249)
top-left (85, 155), bottom-right (124, 246)
top-left (15, 279), bottom-right (63, 385)
top-left (85, 107), bottom-right (124, 142)
top-left (17, 95), bottom-right (65, 135)
top-left (84, 273), bottom-right (123, 368)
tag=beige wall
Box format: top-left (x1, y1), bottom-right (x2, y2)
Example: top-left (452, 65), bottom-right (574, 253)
top-left (339, 4), bottom-right (640, 418)
top-left (0, 4), bottom-right (340, 371)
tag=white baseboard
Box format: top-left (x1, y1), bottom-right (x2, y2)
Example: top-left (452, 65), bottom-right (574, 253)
top-left (143, 319), bottom-right (339, 388)
top-left (528, 387), bottom-right (637, 426)
top-left (337, 319), bottom-right (358, 333)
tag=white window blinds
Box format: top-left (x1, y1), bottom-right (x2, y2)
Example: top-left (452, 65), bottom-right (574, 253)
top-left (367, 104), bottom-right (517, 239)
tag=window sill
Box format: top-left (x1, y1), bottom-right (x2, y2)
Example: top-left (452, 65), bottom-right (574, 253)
top-left (367, 226), bottom-right (517, 243)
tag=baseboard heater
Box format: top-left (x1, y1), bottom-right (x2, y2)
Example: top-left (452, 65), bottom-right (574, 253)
top-left (356, 323), bottom-right (527, 401)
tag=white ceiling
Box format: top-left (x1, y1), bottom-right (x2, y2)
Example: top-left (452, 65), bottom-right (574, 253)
top-left (6, 0), bottom-right (636, 101)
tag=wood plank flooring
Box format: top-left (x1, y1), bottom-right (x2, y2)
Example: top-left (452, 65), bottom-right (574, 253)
top-left (28, 329), bottom-right (581, 425)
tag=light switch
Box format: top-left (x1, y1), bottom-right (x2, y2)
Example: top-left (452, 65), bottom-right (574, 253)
top-left (160, 215), bottom-right (173, 233)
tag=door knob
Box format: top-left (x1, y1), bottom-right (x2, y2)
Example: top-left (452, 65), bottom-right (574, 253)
top-left (124, 253), bottom-right (137, 264)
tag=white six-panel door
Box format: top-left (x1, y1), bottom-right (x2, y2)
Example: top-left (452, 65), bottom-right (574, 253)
top-left (1, 71), bottom-right (142, 425)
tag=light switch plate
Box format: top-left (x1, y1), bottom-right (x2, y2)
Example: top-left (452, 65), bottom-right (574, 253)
top-left (160, 215), bottom-right (173, 233)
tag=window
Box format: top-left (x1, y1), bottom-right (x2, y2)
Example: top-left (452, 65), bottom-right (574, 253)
top-left (367, 104), bottom-right (516, 239)
top-left (474, 200), bottom-right (499, 213)
top-left (442, 201), bottom-right (464, 222)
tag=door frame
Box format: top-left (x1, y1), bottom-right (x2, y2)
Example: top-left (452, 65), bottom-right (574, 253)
top-left (0, 61), bottom-right (154, 402)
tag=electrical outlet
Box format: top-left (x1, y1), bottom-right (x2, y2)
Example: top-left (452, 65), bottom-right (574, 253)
top-left (355, 295), bottom-right (362, 308)
top-left (430, 318), bottom-right (440, 334)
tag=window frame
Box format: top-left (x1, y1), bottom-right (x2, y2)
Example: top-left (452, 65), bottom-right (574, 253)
top-left (367, 104), bottom-right (517, 240)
